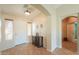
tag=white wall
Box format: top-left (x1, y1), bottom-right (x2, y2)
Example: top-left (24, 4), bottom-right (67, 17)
top-left (1, 4), bottom-right (79, 52)
top-left (0, 13), bottom-right (15, 51)
top-left (32, 13), bottom-right (48, 48)
top-left (14, 18), bottom-right (28, 45)
top-left (42, 5), bottom-right (58, 51)
top-left (56, 4), bottom-right (79, 48)
top-left (0, 13), bottom-right (28, 51)
top-left (0, 4), bottom-right (58, 52)
top-left (32, 12), bottom-right (57, 52)
top-left (42, 4), bottom-right (79, 52)
top-left (32, 13), bottom-right (47, 36)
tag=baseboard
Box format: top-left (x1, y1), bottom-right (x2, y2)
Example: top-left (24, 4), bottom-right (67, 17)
top-left (46, 47), bottom-right (59, 53)
top-left (0, 45), bottom-right (15, 52)
top-left (47, 48), bottom-right (52, 52)
top-left (15, 42), bottom-right (30, 46)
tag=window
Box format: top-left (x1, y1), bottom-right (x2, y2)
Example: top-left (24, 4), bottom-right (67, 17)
top-left (74, 22), bottom-right (78, 39)
top-left (27, 23), bottom-right (32, 36)
top-left (5, 19), bottom-right (13, 40)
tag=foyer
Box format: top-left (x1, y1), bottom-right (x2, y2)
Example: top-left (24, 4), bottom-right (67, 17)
top-left (0, 4), bottom-right (79, 55)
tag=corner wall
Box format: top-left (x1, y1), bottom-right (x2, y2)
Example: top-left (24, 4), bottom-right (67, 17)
top-left (42, 5), bottom-right (58, 52)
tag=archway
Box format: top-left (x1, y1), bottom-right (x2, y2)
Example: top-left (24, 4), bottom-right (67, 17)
top-left (31, 4), bottom-right (52, 51)
top-left (62, 16), bottom-right (78, 52)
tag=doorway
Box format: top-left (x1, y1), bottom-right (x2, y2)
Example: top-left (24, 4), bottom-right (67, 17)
top-left (27, 22), bottom-right (32, 43)
top-left (62, 16), bottom-right (78, 52)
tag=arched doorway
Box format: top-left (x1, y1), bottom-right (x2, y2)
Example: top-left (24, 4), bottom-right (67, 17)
top-left (62, 16), bottom-right (78, 52)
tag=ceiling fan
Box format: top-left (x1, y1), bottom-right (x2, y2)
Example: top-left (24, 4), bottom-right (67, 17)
top-left (24, 5), bottom-right (32, 16)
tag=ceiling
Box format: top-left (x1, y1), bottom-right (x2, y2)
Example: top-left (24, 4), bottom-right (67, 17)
top-left (0, 4), bottom-right (62, 19)
top-left (0, 4), bottom-right (41, 19)
top-left (42, 4), bottom-right (62, 10)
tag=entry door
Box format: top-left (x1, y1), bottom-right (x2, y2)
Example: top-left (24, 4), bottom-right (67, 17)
top-left (67, 23), bottom-right (77, 42)
top-left (5, 19), bottom-right (13, 41)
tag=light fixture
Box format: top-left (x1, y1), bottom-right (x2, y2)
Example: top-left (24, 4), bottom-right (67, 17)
top-left (24, 10), bottom-right (31, 15)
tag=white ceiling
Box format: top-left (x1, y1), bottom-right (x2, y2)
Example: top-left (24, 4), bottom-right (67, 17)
top-left (0, 4), bottom-right (25, 16)
top-left (0, 4), bottom-right (62, 19)
top-left (42, 4), bottom-right (62, 10)
top-left (50, 4), bottom-right (62, 9)
top-left (0, 4), bottom-right (41, 19)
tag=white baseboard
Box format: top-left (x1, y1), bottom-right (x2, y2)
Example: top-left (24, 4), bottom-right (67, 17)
top-left (47, 48), bottom-right (52, 52)
top-left (0, 45), bottom-right (15, 52)
top-left (46, 47), bottom-right (58, 53)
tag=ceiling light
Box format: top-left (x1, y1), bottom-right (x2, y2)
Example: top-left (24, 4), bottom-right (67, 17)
top-left (24, 10), bottom-right (30, 15)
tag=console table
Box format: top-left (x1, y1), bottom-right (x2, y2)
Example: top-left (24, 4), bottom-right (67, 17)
top-left (32, 36), bottom-right (43, 48)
